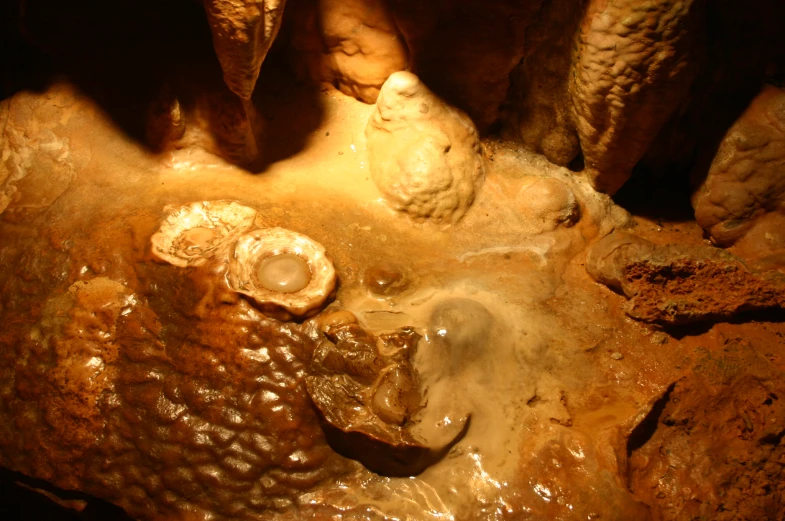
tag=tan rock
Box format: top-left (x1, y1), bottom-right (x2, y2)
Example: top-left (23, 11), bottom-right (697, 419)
top-left (203, 0), bottom-right (287, 100)
top-left (515, 176), bottom-right (581, 232)
top-left (692, 85), bottom-right (785, 247)
top-left (0, 87), bottom-right (90, 216)
top-left (228, 227), bottom-right (337, 320)
top-left (288, 0), bottom-right (408, 103)
top-left (366, 71), bottom-right (485, 224)
top-left (585, 232), bottom-right (654, 293)
top-left (570, 0), bottom-right (703, 194)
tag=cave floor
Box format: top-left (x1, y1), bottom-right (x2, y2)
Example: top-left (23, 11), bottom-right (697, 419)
top-left (1, 76), bottom-right (784, 521)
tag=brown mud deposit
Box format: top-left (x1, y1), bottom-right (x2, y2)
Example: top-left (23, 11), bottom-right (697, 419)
top-left (2, 2), bottom-right (785, 520)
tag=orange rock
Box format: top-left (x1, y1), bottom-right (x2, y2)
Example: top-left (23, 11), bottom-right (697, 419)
top-left (587, 233), bottom-right (785, 324)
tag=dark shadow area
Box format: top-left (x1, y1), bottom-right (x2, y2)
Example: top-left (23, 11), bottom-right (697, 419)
top-left (15, 0), bottom-right (218, 145)
top-left (612, 86), bottom-right (761, 223)
top-left (0, 3), bottom-right (55, 99)
top-left (244, 4), bottom-right (337, 172)
top-left (566, 152), bottom-right (584, 173)
top-left (612, 162), bottom-right (697, 224)
top-left (625, 383), bottom-right (675, 485)
top-left (249, 47), bottom-right (327, 172)
top-left (662, 307), bottom-right (785, 340)
top-left (0, 467), bottom-right (132, 521)
top-left (613, 0), bottom-right (785, 224)
top-left (627, 383), bottom-right (675, 454)
top-left (318, 409), bottom-right (471, 478)
top-left (2, 0), bottom-right (325, 170)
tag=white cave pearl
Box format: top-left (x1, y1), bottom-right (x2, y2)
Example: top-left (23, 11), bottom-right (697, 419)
top-left (257, 253), bottom-right (312, 293)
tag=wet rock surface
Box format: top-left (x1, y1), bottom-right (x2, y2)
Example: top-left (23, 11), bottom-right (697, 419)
top-left (0, 229), bottom-right (354, 520)
top-left (305, 315), bottom-right (447, 476)
top-left (516, 426), bottom-right (653, 520)
top-left (2, 4), bottom-right (785, 516)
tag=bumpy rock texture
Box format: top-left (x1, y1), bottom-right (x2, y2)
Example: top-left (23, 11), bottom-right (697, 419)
top-left (0, 254), bottom-right (354, 520)
top-left (0, 86), bottom-right (90, 215)
top-left (693, 85), bottom-right (785, 247)
top-left (570, 0), bottom-right (704, 194)
top-left (366, 71), bottom-right (485, 224)
top-left (587, 233), bottom-right (785, 324)
top-left (630, 330), bottom-right (785, 521)
top-left (204, 0), bottom-right (287, 100)
top-left (306, 314), bottom-right (442, 476)
top-left (286, 0), bottom-right (408, 103)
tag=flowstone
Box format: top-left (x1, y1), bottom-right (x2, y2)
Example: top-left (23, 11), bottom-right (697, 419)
top-left (2, 1), bottom-right (785, 519)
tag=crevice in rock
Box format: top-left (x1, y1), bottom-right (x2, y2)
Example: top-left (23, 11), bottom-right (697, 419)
top-left (612, 163), bottom-right (696, 223)
top-left (0, 467), bottom-right (134, 521)
top-left (760, 428), bottom-right (785, 446)
top-left (626, 383), bottom-right (677, 469)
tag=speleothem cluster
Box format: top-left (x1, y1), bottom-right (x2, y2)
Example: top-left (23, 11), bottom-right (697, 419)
top-left (2, 0), bottom-right (785, 519)
top-left (152, 201), bottom-right (336, 320)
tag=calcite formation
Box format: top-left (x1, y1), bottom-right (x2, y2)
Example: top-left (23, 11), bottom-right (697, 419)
top-left (2, 0), bottom-right (785, 520)
top-left (151, 201), bottom-right (258, 268)
top-left (287, 0), bottom-right (409, 103)
top-left (693, 85), bottom-right (785, 247)
top-left (570, 0), bottom-right (703, 194)
top-left (228, 227), bottom-right (337, 320)
top-left (366, 71), bottom-right (485, 224)
top-left (152, 203), bottom-right (337, 320)
top-left (203, 0), bottom-right (287, 100)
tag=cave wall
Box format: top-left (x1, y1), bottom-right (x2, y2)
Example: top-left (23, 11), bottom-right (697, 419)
top-left (2, 0), bottom-right (785, 242)
top-left (7, 0), bottom-right (785, 190)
